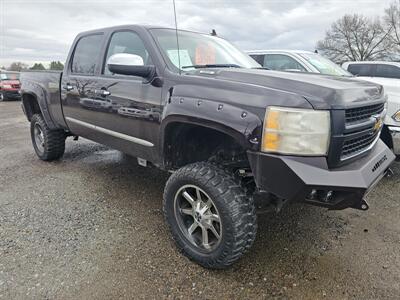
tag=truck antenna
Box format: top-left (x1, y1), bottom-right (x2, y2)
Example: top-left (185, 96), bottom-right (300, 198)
top-left (172, 0), bottom-right (181, 74)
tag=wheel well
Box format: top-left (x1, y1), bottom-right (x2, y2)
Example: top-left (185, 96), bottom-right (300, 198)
top-left (22, 94), bottom-right (41, 121)
top-left (163, 122), bottom-right (249, 169)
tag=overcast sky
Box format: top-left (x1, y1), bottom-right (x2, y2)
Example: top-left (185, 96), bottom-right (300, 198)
top-left (0, 0), bottom-right (394, 67)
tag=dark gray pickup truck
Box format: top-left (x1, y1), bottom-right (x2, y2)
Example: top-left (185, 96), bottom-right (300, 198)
top-left (20, 25), bottom-right (395, 268)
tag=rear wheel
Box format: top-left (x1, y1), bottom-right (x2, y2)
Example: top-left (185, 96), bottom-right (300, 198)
top-left (30, 114), bottom-right (66, 161)
top-left (163, 162), bottom-right (257, 269)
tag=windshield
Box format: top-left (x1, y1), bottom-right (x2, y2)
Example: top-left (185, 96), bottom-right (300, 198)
top-left (0, 72), bottom-right (20, 80)
top-left (150, 29), bottom-right (260, 72)
top-left (298, 53), bottom-right (351, 76)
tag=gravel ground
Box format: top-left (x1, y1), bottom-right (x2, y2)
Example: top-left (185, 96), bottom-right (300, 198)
top-left (0, 101), bottom-right (399, 299)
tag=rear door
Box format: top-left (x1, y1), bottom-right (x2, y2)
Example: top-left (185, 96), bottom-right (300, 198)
top-left (61, 33), bottom-right (105, 137)
top-left (89, 30), bottom-right (162, 161)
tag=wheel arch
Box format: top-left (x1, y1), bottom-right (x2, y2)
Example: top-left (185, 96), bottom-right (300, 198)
top-left (21, 90), bottom-right (57, 129)
top-left (160, 116), bottom-right (255, 169)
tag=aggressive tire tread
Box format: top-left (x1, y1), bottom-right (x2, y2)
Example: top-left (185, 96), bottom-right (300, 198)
top-left (30, 114), bottom-right (66, 161)
top-left (163, 162), bottom-right (257, 269)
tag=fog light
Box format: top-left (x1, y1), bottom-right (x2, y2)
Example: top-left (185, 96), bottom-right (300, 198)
top-left (309, 189), bottom-right (317, 200)
top-left (393, 110), bottom-right (400, 122)
top-left (323, 191), bottom-right (333, 202)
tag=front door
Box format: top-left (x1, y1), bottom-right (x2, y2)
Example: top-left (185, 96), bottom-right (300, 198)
top-left (61, 33), bottom-right (105, 139)
top-left (90, 30), bottom-right (162, 162)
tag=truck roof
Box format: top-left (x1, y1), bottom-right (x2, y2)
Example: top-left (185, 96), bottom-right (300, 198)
top-left (76, 24), bottom-right (206, 37)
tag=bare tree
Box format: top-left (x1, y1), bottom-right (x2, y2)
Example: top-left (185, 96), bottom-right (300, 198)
top-left (385, 0), bottom-right (400, 48)
top-left (7, 62), bottom-right (29, 72)
top-left (317, 14), bottom-right (393, 63)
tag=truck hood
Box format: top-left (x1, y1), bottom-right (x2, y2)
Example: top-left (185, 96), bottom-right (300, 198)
top-left (192, 68), bottom-right (384, 110)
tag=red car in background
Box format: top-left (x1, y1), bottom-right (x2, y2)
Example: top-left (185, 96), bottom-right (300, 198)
top-left (0, 71), bottom-right (21, 101)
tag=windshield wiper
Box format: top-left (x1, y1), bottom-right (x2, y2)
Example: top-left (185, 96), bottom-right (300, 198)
top-left (182, 64), bottom-right (242, 69)
top-left (252, 67), bottom-right (270, 70)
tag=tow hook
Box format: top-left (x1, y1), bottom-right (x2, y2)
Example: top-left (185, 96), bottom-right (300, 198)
top-left (353, 199), bottom-right (369, 211)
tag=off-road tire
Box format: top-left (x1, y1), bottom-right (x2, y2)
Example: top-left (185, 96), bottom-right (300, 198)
top-left (30, 114), bottom-right (66, 161)
top-left (163, 162), bottom-right (257, 269)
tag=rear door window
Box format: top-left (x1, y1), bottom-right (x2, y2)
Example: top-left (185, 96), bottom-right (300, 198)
top-left (71, 34), bottom-right (104, 75)
top-left (264, 54), bottom-right (306, 72)
top-left (375, 64), bottom-right (400, 79)
top-left (347, 64), bottom-right (374, 76)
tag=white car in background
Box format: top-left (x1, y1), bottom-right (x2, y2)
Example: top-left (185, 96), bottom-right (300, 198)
top-left (342, 61), bottom-right (400, 157)
top-left (247, 50), bottom-right (351, 76)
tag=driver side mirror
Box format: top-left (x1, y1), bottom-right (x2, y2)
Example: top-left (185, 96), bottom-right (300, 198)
top-left (107, 53), bottom-right (155, 78)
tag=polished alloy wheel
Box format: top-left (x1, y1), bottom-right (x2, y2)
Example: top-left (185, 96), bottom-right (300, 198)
top-left (34, 124), bottom-right (45, 154)
top-left (174, 184), bottom-right (222, 252)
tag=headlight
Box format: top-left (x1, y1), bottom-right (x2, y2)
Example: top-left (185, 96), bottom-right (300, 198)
top-left (261, 106), bottom-right (330, 155)
top-left (2, 84), bottom-right (12, 89)
top-left (393, 110), bottom-right (400, 122)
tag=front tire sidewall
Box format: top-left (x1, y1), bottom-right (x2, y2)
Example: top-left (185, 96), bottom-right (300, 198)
top-left (165, 177), bottom-right (231, 262)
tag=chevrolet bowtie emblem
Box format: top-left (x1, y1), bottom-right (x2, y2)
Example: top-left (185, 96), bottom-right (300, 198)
top-left (373, 115), bottom-right (383, 132)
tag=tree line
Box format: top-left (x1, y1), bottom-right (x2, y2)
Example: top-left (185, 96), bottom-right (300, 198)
top-left (0, 61), bottom-right (64, 72)
top-left (317, 0), bottom-right (400, 63)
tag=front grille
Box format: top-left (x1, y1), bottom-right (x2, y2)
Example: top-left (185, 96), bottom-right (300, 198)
top-left (341, 130), bottom-right (379, 159)
top-left (345, 103), bottom-right (384, 123)
top-left (339, 103), bottom-right (385, 161)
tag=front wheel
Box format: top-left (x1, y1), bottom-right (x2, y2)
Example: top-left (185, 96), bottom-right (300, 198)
top-left (163, 162), bottom-right (257, 269)
top-left (30, 114), bottom-right (66, 161)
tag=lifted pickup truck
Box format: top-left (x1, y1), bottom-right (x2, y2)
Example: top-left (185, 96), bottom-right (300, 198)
top-left (20, 25), bottom-right (395, 268)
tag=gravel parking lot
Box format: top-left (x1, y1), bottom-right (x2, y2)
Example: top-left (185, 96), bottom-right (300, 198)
top-left (0, 101), bottom-right (399, 299)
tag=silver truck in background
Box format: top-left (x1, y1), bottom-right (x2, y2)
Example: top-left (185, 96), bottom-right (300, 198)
top-left (247, 50), bottom-right (351, 76)
top-left (342, 61), bottom-right (400, 157)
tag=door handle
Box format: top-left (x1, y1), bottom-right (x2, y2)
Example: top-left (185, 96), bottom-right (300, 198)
top-left (96, 89), bottom-right (111, 97)
top-left (63, 84), bottom-right (73, 91)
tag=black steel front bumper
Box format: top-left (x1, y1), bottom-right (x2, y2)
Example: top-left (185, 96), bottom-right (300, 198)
top-left (247, 140), bottom-right (395, 210)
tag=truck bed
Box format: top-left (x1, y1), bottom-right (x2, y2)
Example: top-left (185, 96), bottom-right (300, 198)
top-left (20, 70), bottom-right (67, 130)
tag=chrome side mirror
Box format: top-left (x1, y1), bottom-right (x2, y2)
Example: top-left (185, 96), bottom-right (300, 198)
top-left (107, 53), bottom-right (154, 78)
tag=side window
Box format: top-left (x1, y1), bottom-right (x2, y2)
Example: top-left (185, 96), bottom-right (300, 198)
top-left (264, 54), bottom-right (306, 72)
top-left (249, 54), bottom-right (265, 66)
top-left (347, 64), bottom-right (373, 76)
top-left (375, 64), bottom-right (400, 79)
top-left (104, 31), bottom-right (152, 75)
top-left (71, 34), bottom-right (104, 75)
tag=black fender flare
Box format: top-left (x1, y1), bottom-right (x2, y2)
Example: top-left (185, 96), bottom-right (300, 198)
top-left (21, 84), bottom-right (57, 129)
top-left (159, 95), bottom-right (263, 159)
